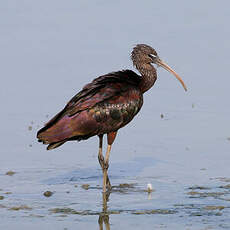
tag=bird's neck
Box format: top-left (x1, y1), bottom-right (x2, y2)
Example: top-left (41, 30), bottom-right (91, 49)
top-left (137, 64), bottom-right (157, 93)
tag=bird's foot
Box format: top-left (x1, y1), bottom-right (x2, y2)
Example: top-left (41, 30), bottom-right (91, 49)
top-left (98, 154), bottom-right (105, 169)
top-left (106, 177), bottom-right (112, 191)
top-left (103, 162), bottom-right (109, 170)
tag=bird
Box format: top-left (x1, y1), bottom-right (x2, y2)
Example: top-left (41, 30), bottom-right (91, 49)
top-left (37, 44), bottom-right (187, 193)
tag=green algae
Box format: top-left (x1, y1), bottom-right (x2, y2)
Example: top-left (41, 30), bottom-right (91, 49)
top-left (9, 205), bottom-right (32, 211)
top-left (203, 205), bottom-right (225, 211)
top-left (132, 209), bottom-right (177, 215)
top-left (188, 186), bottom-right (211, 190)
top-left (187, 191), bottom-right (226, 198)
top-left (113, 183), bottom-right (136, 189)
top-left (49, 208), bottom-right (121, 216)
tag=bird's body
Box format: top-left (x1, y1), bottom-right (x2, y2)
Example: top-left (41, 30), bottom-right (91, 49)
top-left (37, 44), bottom-right (187, 192)
top-left (37, 70), bottom-right (144, 149)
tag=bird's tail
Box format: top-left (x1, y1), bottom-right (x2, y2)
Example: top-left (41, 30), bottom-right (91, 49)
top-left (37, 129), bottom-right (67, 150)
top-left (46, 141), bottom-right (66, 150)
top-left (37, 109), bottom-right (95, 150)
top-left (37, 113), bottom-right (72, 150)
top-left (37, 122), bottom-right (71, 150)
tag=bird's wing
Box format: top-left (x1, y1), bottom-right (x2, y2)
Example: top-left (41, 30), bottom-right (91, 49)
top-left (65, 70), bottom-right (141, 116)
top-left (40, 70), bottom-right (141, 130)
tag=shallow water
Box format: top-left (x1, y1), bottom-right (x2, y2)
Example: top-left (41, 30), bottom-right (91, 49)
top-left (1, 165), bottom-right (230, 229)
top-left (1, 0), bottom-right (230, 229)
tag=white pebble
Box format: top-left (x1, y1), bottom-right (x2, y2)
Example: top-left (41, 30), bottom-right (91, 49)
top-left (147, 183), bottom-right (153, 192)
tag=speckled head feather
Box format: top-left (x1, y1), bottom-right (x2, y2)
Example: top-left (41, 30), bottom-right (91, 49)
top-left (131, 44), bottom-right (158, 69)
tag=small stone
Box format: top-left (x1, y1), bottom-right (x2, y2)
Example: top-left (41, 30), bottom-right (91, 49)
top-left (74, 184), bottom-right (78, 188)
top-left (160, 114), bottom-right (164, 119)
top-left (43, 191), bottom-right (53, 197)
top-left (0, 196), bottom-right (4, 200)
top-left (5, 171), bottom-right (16, 176)
top-left (81, 184), bottom-right (90, 190)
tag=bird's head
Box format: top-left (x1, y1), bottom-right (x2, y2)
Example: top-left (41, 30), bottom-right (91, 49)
top-left (131, 44), bottom-right (187, 91)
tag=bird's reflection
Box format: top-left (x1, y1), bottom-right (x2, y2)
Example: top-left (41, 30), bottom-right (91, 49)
top-left (98, 191), bottom-right (111, 230)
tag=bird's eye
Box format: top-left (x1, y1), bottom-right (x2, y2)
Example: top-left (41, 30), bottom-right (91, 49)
top-left (148, 54), bottom-right (157, 59)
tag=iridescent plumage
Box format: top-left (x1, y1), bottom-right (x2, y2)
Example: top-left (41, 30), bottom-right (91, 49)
top-left (37, 70), bottom-right (143, 149)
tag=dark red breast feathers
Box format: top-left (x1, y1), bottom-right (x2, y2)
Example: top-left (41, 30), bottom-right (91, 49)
top-left (37, 70), bottom-right (143, 149)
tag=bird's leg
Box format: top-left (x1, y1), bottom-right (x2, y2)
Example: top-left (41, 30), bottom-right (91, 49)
top-left (103, 144), bottom-right (112, 192)
top-left (102, 131), bottom-right (117, 193)
top-left (98, 135), bottom-right (111, 190)
top-left (98, 134), bottom-right (104, 168)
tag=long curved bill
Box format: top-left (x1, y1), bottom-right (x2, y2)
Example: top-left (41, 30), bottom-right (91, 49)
top-left (156, 58), bottom-right (187, 91)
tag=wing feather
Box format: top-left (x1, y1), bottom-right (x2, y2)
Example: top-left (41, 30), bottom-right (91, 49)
top-left (37, 70), bottom-right (141, 139)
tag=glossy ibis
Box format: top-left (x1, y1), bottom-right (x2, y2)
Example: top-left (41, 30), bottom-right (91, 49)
top-left (37, 44), bottom-right (187, 192)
